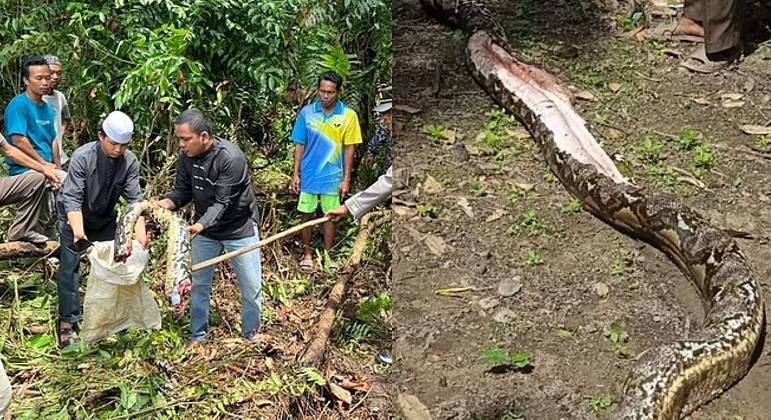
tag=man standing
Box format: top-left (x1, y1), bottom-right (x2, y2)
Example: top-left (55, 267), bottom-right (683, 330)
top-left (42, 54), bottom-right (72, 166)
top-left (0, 132), bottom-right (63, 244)
top-left (56, 111), bottom-right (146, 347)
top-left (291, 71), bottom-right (362, 271)
top-left (154, 109), bottom-right (263, 344)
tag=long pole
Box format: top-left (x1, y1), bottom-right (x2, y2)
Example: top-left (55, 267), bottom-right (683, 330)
top-left (191, 215), bottom-right (330, 272)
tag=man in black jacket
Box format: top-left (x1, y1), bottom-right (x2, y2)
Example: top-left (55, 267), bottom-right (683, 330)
top-left (154, 109), bottom-right (263, 344)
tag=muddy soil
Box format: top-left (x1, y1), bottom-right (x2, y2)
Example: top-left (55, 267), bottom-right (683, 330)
top-left (391, 0), bottom-right (771, 418)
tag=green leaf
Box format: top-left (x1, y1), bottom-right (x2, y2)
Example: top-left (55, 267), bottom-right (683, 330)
top-left (482, 347), bottom-right (511, 366)
top-left (300, 367), bottom-right (327, 386)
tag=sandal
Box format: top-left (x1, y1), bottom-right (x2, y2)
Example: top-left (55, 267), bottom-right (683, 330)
top-left (299, 258), bottom-right (314, 273)
top-left (58, 321), bottom-right (80, 348)
top-left (680, 44), bottom-right (737, 74)
top-left (643, 20), bottom-right (704, 43)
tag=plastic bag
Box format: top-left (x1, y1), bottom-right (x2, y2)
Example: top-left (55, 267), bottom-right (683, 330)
top-left (80, 240), bottom-right (161, 343)
top-left (0, 358), bottom-right (10, 416)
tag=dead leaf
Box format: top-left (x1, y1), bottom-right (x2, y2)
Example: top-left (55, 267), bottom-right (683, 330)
top-left (662, 48), bottom-right (682, 58)
top-left (721, 93), bottom-right (744, 101)
top-left (608, 82), bottom-right (622, 93)
top-left (397, 394), bottom-right (432, 420)
top-left (395, 104), bottom-right (422, 114)
top-left (422, 175), bottom-right (444, 194)
top-left (394, 205), bottom-right (418, 218)
top-left (485, 209), bottom-right (507, 222)
top-left (406, 226), bottom-right (424, 243)
top-left (513, 182), bottom-right (535, 192)
top-left (505, 127), bottom-right (531, 139)
top-left (424, 234), bottom-right (447, 256)
top-left (692, 97), bottom-right (710, 105)
top-left (456, 197), bottom-right (474, 218)
top-left (722, 99), bottom-right (745, 109)
top-left (478, 296), bottom-right (501, 310)
top-left (329, 382), bottom-right (353, 404)
top-left (435, 286), bottom-right (475, 297)
top-left (443, 129), bottom-right (456, 144)
top-left (739, 124), bottom-right (771, 135)
top-left (595, 282), bottom-right (609, 299)
top-left (574, 90), bottom-right (596, 101)
top-left (340, 379), bottom-right (370, 392)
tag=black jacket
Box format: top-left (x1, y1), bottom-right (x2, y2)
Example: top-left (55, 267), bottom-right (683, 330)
top-left (167, 137), bottom-right (259, 240)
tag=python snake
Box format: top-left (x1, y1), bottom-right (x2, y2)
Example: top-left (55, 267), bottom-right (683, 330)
top-left (420, 1), bottom-right (765, 418)
top-left (114, 201), bottom-right (192, 306)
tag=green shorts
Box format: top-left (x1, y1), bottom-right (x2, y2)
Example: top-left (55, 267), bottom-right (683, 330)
top-left (298, 192), bottom-right (340, 214)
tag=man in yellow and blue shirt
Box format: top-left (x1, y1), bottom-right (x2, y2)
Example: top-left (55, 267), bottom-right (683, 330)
top-left (291, 71), bottom-right (362, 271)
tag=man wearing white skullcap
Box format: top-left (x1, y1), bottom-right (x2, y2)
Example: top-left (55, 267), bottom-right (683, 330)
top-left (55, 110), bottom-right (147, 347)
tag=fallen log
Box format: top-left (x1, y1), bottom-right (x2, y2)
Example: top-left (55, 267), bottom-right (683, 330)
top-left (301, 212), bottom-right (386, 365)
top-left (0, 241), bottom-right (59, 260)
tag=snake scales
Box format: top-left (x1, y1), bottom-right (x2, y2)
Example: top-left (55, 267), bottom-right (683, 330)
top-left (114, 201), bottom-right (192, 305)
top-left (420, 1), bottom-right (765, 418)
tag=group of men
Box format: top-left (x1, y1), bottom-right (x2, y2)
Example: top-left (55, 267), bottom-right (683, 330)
top-left (0, 58), bottom-right (392, 354)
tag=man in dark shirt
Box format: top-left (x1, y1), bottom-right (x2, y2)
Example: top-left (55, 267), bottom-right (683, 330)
top-left (56, 111), bottom-right (146, 347)
top-left (154, 109), bottom-right (263, 344)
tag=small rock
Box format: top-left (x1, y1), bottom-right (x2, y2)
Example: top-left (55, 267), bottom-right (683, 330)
top-left (457, 197), bottom-right (474, 218)
top-left (453, 144), bottom-right (470, 161)
top-left (493, 308), bottom-right (517, 324)
top-left (594, 282), bottom-right (610, 299)
top-left (497, 276), bottom-right (523, 297)
top-left (608, 82), bottom-right (622, 93)
top-left (583, 323), bottom-right (599, 333)
top-left (485, 209), bottom-right (507, 222)
top-left (574, 90), bottom-right (596, 101)
top-left (424, 234), bottom-right (447, 256)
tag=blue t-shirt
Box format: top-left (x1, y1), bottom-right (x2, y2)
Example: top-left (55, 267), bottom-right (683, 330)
top-left (4, 93), bottom-right (56, 175)
top-left (290, 101), bottom-right (362, 194)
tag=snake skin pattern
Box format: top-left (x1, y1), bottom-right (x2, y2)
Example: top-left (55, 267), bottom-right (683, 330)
top-left (114, 201), bottom-right (192, 304)
top-left (420, 1), bottom-right (765, 418)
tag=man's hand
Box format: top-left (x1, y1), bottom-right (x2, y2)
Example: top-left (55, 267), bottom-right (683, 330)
top-left (291, 174), bottom-right (301, 194)
top-left (340, 179), bottom-right (351, 198)
top-left (73, 229), bottom-right (88, 243)
top-left (42, 165), bottom-right (64, 189)
top-left (327, 204), bottom-right (351, 222)
top-left (187, 223), bottom-right (205, 239)
top-left (152, 198), bottom-right (176, 211)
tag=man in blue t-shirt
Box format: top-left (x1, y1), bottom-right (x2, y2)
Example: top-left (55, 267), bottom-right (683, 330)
top-left (4, 57), bottom-right (58, 174)
top-left (290, 71), bottom-right (362, 271)
top-left (4, 56), bottom-right (61, 238)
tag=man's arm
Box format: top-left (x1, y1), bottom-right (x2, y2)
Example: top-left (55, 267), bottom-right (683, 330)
top-left (338, 165), bottom-right (392, 221)
top-left (122, 157), bottom-right (144, 204)
top-left (341, 145), bottom-right (355, 197)
top-left (292, 144), bottom-right (304, 194)
top-left (10, 135), bottom-right (47, 165)
top-left (52, 139), bottom-right (61, 168)
top-left (0, 138), bottom-right (63, 186)
top-left (61, 155), bottom-right (89, 241)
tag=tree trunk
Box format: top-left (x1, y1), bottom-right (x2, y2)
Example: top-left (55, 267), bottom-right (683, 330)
top-left (301, 212), bottom-right (385, 366)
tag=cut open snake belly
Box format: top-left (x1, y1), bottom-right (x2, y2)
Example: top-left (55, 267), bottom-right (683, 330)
top-left (114, 201), bottom-right (192, 306)
top-left (420, 1), bottom-right (765, 418)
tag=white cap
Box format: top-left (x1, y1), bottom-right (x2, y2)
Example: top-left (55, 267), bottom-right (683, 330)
top-left (102, 111), bottom-right (134, 144)
top-left (373, 101), bottom-right (392, 113)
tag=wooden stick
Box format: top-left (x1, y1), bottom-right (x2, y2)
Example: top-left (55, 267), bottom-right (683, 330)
top-left (191, 216), bottom-right (330, 272)
top-left (301, 212), bottom-right (383, 365)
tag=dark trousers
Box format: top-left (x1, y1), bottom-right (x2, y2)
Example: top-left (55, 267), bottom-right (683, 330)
top-left (57, 220), bottom-right (116, 324)
top-left (685, 0), bottom-right (743, 54)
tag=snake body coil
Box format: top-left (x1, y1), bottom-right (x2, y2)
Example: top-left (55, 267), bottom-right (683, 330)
top-left (114, 201), bottom-right (192, 305)
top-left (420, 1), bottom-right (765, 418)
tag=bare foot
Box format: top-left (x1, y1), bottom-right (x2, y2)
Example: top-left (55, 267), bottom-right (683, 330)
top-left (675, 17), bottom-right (704, 38)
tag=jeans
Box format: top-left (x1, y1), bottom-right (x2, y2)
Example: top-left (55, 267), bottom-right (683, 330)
top-left (190, 224), bottom-right (263, 341)
top-left (57, 220), bottom-right (116, 324)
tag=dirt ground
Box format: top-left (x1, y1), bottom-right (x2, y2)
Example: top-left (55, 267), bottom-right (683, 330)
top-left (391, 0), bottom-right (771, 418)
